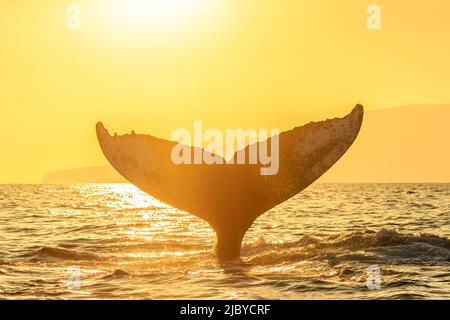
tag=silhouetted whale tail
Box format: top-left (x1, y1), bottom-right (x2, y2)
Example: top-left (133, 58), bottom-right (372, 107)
top-left (96, 105), bottom-right (364, 261)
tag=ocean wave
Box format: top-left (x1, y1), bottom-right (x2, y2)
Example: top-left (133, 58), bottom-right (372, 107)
top-left (22, 246), bottom-right (104, 262)
top-left (102, 269), bottom-right (131, 279)
top-left (15, 229), bottom-right (450, 266)
top-left (242, 229), bottom-right (450, 265)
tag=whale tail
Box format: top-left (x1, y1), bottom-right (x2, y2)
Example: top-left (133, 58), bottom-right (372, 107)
top-left (96, 105), bottom-right (364, 260)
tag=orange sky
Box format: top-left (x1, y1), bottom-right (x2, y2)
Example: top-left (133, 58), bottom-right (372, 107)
top-left (1, 0), bottom-right (450, 183)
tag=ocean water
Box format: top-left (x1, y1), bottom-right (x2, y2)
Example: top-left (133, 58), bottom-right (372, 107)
top-left (0, 183), bottom-right (449, 300)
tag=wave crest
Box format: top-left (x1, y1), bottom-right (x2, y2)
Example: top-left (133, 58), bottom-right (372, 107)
top-left (242, 229), bottom-right (450, 265)
top-left (24, 246), bottom-right (103, 262)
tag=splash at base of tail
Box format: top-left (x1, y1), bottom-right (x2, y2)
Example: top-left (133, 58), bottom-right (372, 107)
top-left (96, 105), bottom-right (364, 261)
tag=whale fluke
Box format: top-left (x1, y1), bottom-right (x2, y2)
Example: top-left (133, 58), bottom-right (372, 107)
top-left (96, 105), bottom-right (363, 260)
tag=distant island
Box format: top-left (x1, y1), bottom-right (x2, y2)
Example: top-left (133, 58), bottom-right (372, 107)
top-left (321, 104), bottom-right (450, 183)
top-left (43, 104), bottom-right (450, 183)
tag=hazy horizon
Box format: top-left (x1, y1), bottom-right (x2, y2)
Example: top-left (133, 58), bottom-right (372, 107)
top-left (34, 103), bottom-right (450, 184)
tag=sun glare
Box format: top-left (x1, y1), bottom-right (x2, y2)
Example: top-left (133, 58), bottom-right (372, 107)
top-left (110, 0), bottom-right (215, 29)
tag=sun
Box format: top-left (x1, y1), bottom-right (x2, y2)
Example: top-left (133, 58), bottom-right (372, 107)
top-left (110, 0), bottom-right (214, 29)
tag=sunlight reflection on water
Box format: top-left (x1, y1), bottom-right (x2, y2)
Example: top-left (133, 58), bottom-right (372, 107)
top-left (0, 183), bottom-right (449, 299)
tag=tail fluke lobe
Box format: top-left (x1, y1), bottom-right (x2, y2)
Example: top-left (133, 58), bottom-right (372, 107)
top-left (246, 104), bottom-right (364, 220)
top-left (96, 105), bottom-right (364, 261)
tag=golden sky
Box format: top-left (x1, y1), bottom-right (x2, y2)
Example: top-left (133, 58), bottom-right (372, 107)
top-left (1, 0), bottom-right (450, 183)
